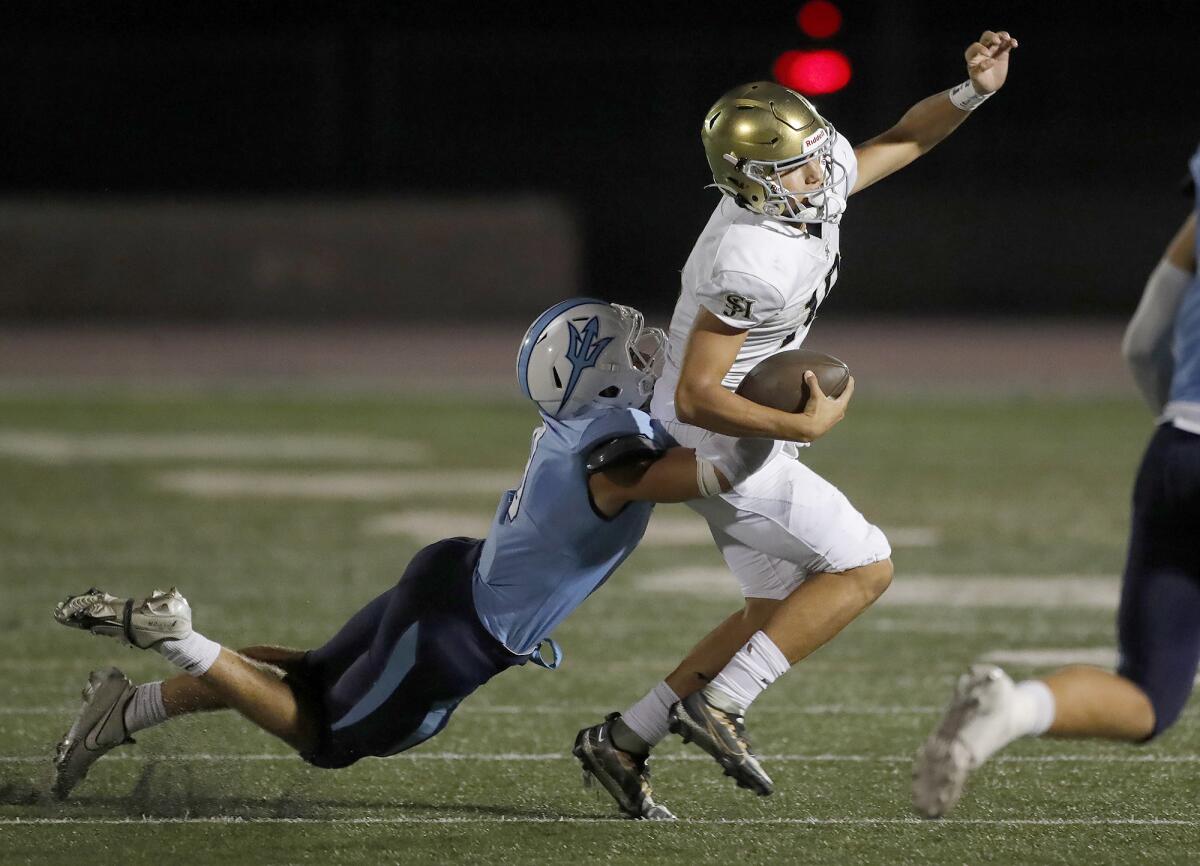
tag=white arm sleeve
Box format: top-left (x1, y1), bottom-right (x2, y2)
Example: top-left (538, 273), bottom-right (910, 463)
top-left (1122, 259), bottom-right (1193, 412)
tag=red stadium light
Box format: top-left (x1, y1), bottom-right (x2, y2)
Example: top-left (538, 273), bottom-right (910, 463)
top-left (797, 0), bottom-right (842, 39)
top-left (772, 49), bottom-right (852, 95)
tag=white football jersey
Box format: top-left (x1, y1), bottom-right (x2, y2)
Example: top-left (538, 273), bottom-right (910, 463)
top-left (651, 135), bottom-right (857, 423)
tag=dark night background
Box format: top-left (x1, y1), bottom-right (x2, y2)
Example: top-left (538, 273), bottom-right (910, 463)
top-left (2, 0), bottom-right (1198, 321)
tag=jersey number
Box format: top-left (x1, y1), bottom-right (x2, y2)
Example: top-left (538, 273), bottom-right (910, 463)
top-left (801, 254), bottom-right (841, 328)
top-left (506, 426), bottom-right (547, 522)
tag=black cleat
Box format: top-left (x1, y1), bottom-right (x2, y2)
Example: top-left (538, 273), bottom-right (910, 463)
top-left (573, 713), bottom-right (675, 820)
top-left (668, 692), bottom-right (774, 796)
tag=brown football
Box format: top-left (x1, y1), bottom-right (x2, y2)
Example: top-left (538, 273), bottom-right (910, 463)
top-left (735, 349), bottom-right (850, 413)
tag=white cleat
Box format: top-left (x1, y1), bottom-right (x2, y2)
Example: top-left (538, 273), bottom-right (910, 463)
top-left (54, 587), bottom-right (192, 649)
top-left (912, 664), bottom-right (1017, 819)
top-left (52, 668), bottom-right (137, 800)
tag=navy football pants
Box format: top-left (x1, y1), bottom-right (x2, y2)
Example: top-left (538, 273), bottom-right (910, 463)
top-left (291, 537), bottom-right (526, 768)
top-left (1116, 424), bottom-right (1200, 738)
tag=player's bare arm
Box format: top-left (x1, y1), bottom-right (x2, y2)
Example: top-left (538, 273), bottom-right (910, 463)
top-left (852, 30), bottom-right (1018, 194)
top-left (674, 307), bottom-right (853, 442)
top-left (588, 447), bottom-right (731, 517)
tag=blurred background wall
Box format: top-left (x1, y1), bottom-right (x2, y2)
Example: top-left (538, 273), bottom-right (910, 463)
top-left (1, 0), bottom-right (1197, 322)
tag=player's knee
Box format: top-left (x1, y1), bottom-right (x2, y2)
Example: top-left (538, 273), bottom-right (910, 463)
top-left (1118, 664), bottom-right (1190, 740)
top-left (740, 596), bottom-right (782, 628)
top-left (236, 645), bottom-right (306, 678)
top-left (1136, 680), bottom-right (1187, 740)
top-left (853, 558), bottom-right (893, 603)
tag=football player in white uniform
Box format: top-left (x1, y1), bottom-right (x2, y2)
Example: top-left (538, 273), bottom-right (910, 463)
top-left (576, 30), bottom-right (1018, 806)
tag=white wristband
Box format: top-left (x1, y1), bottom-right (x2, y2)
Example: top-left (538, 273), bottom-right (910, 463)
top-left (695, 457), bottom-right (723, 498)
top-left (948, 79), bottom-right (993, 112)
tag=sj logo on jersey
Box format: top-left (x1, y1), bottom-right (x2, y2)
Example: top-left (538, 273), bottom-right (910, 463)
top-left (723, 293), bottom-right (755, 319)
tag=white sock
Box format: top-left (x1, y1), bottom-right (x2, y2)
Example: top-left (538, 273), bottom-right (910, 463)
top-left (620, 681), bottom-right (680, 747)
top-left (706, 631), bottom-right (791, 713)
top-left (1010, 679), bottom-right (1056, 738)
top-left (123, 682), bottom-right (168, 735)
top-left (156, 632), bottom-right (223, 677)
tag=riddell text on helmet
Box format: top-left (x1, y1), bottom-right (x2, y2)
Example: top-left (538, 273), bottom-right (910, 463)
top-left (802, 128), bottom-right (829, 154)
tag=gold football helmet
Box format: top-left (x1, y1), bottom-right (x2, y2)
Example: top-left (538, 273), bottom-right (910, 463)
top-left (701, 81), bottom-right (848, 224)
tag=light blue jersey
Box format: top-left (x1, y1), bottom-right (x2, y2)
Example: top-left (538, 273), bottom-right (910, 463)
top-left (1165, 144), bottom-right (1200, 430)
top-left (472, 407), bottom-right (674, 655)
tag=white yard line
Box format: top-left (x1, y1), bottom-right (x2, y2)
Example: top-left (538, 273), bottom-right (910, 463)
top-left (157, 469), bottom-right (517, 499)
top-left (2, 752), bottom-right (1197, 765)
top-left (0, 659), bottom-right (104, 671)
top-left (0, 816), bottom-right (1194, 827)
top-left (0, 431), bottom-right (430, 464)
top-left (886, 576), bottom-right (1120, 609)
top-left (978, 650), bottom-right (1200, 685)
top-left (461, 704), bottom-right (941, 716)
top-left (0, 658), bottom-right (955, 674)
top-left (982, 648), bottom-right (1118, 667)
top-left (363, 509), bottom-right (939, 549)
top-left (635, 570), bottom-right (1121, 608)
top-left (364, 510), bottom-right (714, 547)
top-left (883, 527), bottom-right (941, 547)
top-left (0, 704), bottom-right (942, 717)
top-left (864, 617), bottom-right (1112, 638)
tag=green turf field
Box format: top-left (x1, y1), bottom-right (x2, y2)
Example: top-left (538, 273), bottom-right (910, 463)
top-left (1, 391), bottom-right (1196, 865)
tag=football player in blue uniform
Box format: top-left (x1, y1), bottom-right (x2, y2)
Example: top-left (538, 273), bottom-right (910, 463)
top-left (49, 297), bottom-right (855, 818)
top-left (913, 145), bottom-right (1200, 818)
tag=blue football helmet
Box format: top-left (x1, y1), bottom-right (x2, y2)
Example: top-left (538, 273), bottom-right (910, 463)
top-left (517, 299), bottom-right (665, 419)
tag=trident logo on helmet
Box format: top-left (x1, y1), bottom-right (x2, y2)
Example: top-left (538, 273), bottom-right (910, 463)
top-left (559, 317), bottom-right (613, 414)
